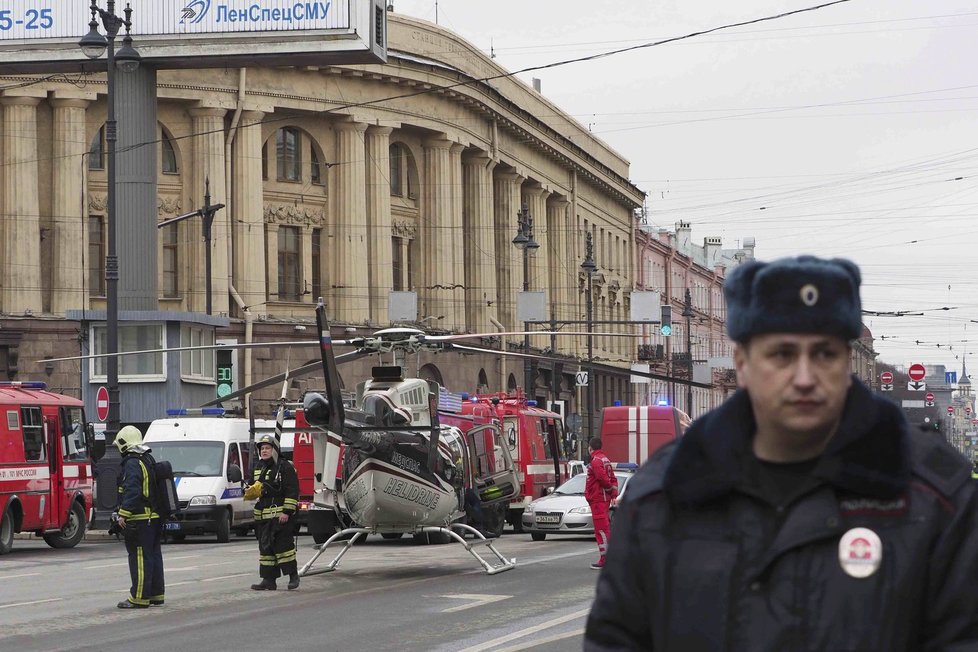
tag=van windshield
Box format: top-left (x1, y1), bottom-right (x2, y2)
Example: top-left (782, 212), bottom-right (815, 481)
top-left (148, 441), bottom-right (224, 477)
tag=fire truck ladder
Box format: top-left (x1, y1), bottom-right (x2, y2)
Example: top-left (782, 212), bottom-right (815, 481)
top-left (298, 524), bottom-right (516, 577)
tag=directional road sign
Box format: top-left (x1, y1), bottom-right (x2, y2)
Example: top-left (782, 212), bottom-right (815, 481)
top-left (908, 381), bottom-right (925, 392)
top-left (880, 371), bottom-right (893, 385)
top-left (908, 363), bottom-right (926, 382)
top-left (881, 384), bottom-right (894, 391)
top-left (95, 386), bottom-right (109, 422)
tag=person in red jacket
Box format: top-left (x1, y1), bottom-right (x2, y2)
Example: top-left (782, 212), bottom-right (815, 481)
top-left (584, 437), bottom-right (618, 570)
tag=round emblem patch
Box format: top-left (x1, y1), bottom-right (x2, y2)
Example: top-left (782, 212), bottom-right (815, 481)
top-left (800, 284), bottom-right (819, 306)
top-left (838, 527), bottom-right (882, 578)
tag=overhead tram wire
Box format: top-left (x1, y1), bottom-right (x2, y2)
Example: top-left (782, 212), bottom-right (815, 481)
top-left (0, 0), bottom-right (854, 174)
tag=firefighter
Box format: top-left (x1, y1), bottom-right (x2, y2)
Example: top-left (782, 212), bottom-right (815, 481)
top-left (247, 434), bottom-right (300, 590)
top-left (584, 436), bottom-right (618, 570)
top-left (114, 425), bottom-right (165, 609)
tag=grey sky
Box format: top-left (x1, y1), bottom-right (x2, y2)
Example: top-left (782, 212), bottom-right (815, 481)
top-left (390, 0), bottom-right (978, 376)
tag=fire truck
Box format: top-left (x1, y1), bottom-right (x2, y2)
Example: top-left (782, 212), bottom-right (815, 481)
top-left (0, 382), bottom-right (97, 555)
top-left (454, 391), bottom-right (569, 532)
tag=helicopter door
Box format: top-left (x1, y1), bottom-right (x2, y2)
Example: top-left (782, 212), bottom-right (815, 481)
top-left (465, 424), bottom-right (519, 506)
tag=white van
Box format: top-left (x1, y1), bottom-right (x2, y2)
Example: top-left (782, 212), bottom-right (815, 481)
top-left (143, 414), bottom-right (280, 543)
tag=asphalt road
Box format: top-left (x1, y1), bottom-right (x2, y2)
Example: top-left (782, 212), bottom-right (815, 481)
top-left (0, 531), bottom-right (602, 651)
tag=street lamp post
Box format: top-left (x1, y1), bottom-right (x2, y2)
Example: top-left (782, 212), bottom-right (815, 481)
top-left (79, 1), bottom-right (140, 442)
top-left (512, 203), bottom-right (539, 397)
top-left (682, 288), bottom-right (694, 416)
top-left (580, 232), bottom-right (597, 443)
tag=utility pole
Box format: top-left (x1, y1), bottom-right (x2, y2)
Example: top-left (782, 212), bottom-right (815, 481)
top-left (512, 203), bottom-right (539, 397)
top-left (157, 178), bottom-right (225, 315)
top-left (682, 288), bottom-right (694, 416)
top-left (581, 232), bottom-right (597, 443)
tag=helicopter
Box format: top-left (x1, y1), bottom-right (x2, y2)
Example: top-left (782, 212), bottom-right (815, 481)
top-left (41, 302), bottom-right (641, 575)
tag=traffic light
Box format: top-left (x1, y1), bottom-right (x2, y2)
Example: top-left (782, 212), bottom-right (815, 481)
top-left (660, 305), bottom-right (673, 336)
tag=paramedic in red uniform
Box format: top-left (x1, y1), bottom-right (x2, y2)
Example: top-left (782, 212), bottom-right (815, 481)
top-left (584, 437), bottom-right (618, 570)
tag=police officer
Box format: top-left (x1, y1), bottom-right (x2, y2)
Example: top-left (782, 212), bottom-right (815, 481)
top-left (114, 425), bottom-right (165, 609)
top-left (585, 256), bottom-right (978, 650)
top-left (247, 434), bottom-right (300, 590)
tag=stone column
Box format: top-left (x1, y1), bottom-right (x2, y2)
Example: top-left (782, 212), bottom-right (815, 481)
top-left (189, 106), bottom-right (229, 315)
top-left (231, 110), bottom-right (267, 314)
top-left (1, 94), bottom-right (44, 314)
top-left (333, 120), bottom-right (368, 324)
top-left (421, 137), bottom-right (454, 325)
top-left (365, 125), bottom-right (393, 325)
top-left (462, 152), bottom-right (496, 332)
top-left (547, 196), bottom-right (571, 323)
top-left (51, 95), bottom-right (94, 315)
top-left (492, 169), bottom-right (524, 331)
top-left (448, 143), bottom-right (465, 331)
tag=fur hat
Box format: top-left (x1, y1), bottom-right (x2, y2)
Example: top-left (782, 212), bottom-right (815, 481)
top-left (724, 255), bottom-right (862, 343)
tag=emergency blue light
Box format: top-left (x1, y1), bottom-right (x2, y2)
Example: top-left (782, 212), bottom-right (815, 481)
top-left (615, 462), bottom-right (639, 471)
top-left (614, 400), bottom-right (622, 406)
top-left (0, 381), bottom-right (47, 390)
top-left (165, 407), bottom-right (226, 417)
top-left (527, 400), bottom-right (538, 407)
top-left (460, 392), bottom-right (469, 400)
top-left (656, 399), bottom-right (669, 406)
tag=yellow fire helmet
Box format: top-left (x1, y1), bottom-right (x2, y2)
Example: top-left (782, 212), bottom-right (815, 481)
top-left (114, 425), bottom-right (143, 454)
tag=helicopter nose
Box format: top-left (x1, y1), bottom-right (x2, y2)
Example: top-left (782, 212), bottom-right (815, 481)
top-left (302, 392), bottom-right (332, 426)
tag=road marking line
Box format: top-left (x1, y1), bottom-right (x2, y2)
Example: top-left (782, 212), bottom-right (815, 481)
top-left (456, 608), bottom-right (590, 652)
top-left (200, 572), bottom-right (252, 582)
top-left (491, 628), bottom-right (585, 652)
top-left (2, 573), bottom-right (41, 579)
top-left (169, 561), bottom-right (236, 572)
top-left (0, 598), bottom-right (63, 610)
top-left (440, 593), bottom-right (512, 613)
top-left (84, 562), bottom-right (129, 569)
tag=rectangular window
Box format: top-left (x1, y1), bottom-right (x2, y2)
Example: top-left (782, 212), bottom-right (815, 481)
top-left (21, 407), bottom-right (45, 462)
top-left (180, 325), bottom-right (215, 383)
top-left (311, 228), bottom-right (322, 301)
top-left (91, 323), bottom-right (164, 380)
top-left (88, 126), bottom-right (104, 171)
top-left (391, 236), bottom-right (403, 291)
top-left (389, 145), bottom-right (402, 196)
top-left (261, 142), bottom-right (268, 180)
top-left (311, 149), bottom-right (323, 186)
top-left (277, 128), bottom-right (301, 182)
top-left (277, 226), bottom-right (301, 301)
top-left (162, 225), bottom-right (178, 297)
top-left (89, 216), bottom-right (105, 297)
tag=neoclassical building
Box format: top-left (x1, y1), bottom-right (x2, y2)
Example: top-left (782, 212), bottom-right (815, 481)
top-left (0, 13), bottom-right (644, 432)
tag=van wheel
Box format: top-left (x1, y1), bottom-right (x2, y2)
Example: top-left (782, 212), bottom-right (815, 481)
top-left (43, 502), bottom-right (86, 549)
top-left (530, 532), bottom-right (547, 541)
top-left (216, 510), bottom-right (231, 543)
top-left (0, 507), bottom-right (14, 555)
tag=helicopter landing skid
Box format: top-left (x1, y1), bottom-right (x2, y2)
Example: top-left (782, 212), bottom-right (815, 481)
top-left (297, 524), bottom-right (517, 577)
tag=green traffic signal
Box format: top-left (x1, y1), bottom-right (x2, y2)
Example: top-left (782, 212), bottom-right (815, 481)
top-left (660, 305), bottom-right (673, 337)
top-left (660, 324), bottom-right (672, 336)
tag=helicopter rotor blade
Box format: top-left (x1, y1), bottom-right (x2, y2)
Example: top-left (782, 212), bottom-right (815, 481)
top-left (199, 350), bottom-right (366, 408)
top-left (315, 300), bottom-right (347, 435)
top-left (36, 339), bottom-right (367, 365)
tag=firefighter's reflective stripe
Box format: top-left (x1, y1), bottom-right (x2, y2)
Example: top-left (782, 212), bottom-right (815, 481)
top-left (118, 459), bottom-right (158, 521)
top-left (276, 548), bottom-right (296, 565)
top-left (254, 505), bottom-right (285, 520)
top-left (259, 554), bottom-right (278, 567)
top-left (282, 497), bottom-right (298, 512)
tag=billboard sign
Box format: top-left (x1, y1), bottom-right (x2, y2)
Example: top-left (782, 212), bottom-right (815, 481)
top-left (0, 0), bottom-right (386, 72)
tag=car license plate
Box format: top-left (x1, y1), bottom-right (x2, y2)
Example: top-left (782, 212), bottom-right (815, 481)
top-left (535, 514), bottom-right (561, 524)
top-left (164, 522), bottom-right (181, 531)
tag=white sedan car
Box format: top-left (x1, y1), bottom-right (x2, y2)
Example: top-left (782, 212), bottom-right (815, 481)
top-left (522, 466), bottom-right (636, 541)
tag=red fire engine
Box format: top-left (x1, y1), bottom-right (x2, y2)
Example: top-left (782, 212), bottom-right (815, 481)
top-left (0, 382), bottom-right (96, 554)
top-left (455, 391), bottom-right (569, 532)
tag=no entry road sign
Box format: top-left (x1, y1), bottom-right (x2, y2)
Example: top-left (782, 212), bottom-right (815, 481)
top-left (908, 364), bottom-right (926, 382)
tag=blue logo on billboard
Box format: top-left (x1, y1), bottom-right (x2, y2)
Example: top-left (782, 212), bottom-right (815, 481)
top-left (181, 0), bottom-right (212, 24)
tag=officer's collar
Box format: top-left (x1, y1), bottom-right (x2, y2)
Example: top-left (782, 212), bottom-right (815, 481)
top-left (663, 378), bottom-right (912, 506)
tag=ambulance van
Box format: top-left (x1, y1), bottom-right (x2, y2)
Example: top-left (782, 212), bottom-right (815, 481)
top-left (142, 410), bottom-right (280, 543)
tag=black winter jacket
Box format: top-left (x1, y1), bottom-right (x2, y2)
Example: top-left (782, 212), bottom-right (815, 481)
top-left (585, 379), bottom-right (978, 651)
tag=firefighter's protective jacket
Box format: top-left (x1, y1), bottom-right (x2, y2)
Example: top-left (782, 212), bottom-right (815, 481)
top-left (252, 459), bottom-right (299, 521)
top-left (117, 454), bottom-right (157, 522)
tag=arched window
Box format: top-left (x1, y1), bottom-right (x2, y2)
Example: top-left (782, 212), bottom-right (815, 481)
top-left (161, 129), bottom-right (178, 174)
top-left (389, 143), bottom-right (418, 199)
